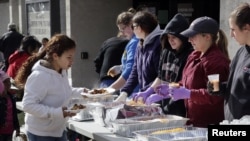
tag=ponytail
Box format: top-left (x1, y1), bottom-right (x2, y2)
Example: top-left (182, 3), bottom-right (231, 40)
top-left (14, 50), bottom-right (46, 89)
top-left (216, 29), bottom-right (230, 60)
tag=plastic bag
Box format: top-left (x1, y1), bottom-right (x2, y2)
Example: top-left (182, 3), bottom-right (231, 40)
top-left (12, 130), bottom-right (27, 141)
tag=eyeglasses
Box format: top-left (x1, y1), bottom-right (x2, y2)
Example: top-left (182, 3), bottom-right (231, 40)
top-left (131, 24), bottom-right (138, 30)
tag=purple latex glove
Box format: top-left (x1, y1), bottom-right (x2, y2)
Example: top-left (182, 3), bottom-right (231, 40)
top-left (155, 84), bottom-right (169, 97)
top-left (133, 87), bottom-right (154, 102)
top-left (145, 93), bottom-right (170, 105)
top-left (170, 86), bottom-right (191, 101)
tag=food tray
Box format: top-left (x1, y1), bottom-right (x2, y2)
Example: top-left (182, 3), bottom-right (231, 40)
top-left (133, 126), bottom-right (207, 141)
top-left (112, 115), bottom-right (189, 137)
top-left (81, 88), bottom-right (115, 98)
top-left (69, 97), bottom-right (114, 121)
top-left (82, 94), bottom-right (115, 103)
top-left (88, 101), bottom-right (125, 126)
top-left (89, 101), bottom-right (163, 127)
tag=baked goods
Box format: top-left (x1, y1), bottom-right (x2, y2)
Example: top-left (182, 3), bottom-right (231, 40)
top-left (127, 99), bottom-right (145, 106)
top-left (70, 104), bottom-right (86, 110)
top-left (151, 127), bottom-right (185, 135)
top-left (89, 88), bottom-right (108, 94)
top-left (169, 82), bottom-right (180, 88)
top-left (107, 70), bottom-right (116, 77)
top-left (138, 118), bottom-right (168, 123)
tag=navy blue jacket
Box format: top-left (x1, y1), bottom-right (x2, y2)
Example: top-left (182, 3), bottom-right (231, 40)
top-left (121, 26), bottom-right (162, 95)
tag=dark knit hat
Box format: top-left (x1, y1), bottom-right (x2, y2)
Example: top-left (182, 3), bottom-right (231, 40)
top-left (181, 16), bottom-right (219, 37)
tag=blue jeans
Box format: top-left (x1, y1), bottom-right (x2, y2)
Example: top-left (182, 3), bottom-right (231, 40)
top-left (27, 130), bottom-right (67, 141)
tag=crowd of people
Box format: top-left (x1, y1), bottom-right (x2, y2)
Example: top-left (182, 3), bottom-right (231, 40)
top-left (0, 2), bottom-right (250, 141)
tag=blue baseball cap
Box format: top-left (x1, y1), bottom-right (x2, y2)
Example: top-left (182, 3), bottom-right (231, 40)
top-left (181, 16), bottom-right (219, 37)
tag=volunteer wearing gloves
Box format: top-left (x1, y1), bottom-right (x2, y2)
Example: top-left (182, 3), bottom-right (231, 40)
top-left (149, 16), bottom-right (230, 128)
top-left (132, 13), bottom-right (193, 117)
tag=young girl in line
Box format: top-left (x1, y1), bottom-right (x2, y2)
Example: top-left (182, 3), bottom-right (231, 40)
top-left (14, 34), bottom-right (85, 141)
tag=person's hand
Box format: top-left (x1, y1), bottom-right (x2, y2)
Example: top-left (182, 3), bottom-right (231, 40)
top-left (62, 107), bottom-right (76, 118)
top-left (83, 87), bottom-right (90, 93)
top-left (133, 87), bottom-right (154, 102)
top-left (170, 86), bottom-right (190, 101)
top-left (155, 84), bottom-right (169, 96)
top-left (15, 129), bottom-right (20, 137)
top-left (145, 93), bottom-right (170, 105)
top-left (207, 81), bottom-right (224, 96)
top-left (107, 65), bottom-right (121, 77)
top-left (115, 92), bottom-right (127, 102)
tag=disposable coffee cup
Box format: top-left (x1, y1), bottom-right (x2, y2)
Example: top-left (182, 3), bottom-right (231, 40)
top-left (208, 74), bottom-right (219, 92)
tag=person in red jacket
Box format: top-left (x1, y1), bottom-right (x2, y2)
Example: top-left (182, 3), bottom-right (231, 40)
top-left (176, 17), bottom-right (230, 127)
top-left (7, 36), bottom-right (41, 79)
top-left (153, 17), bottom-right (230, 128)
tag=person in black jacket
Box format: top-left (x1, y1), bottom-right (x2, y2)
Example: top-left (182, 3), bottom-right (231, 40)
top-left (94, 33), bottom-right (129, 88)
top-left (0, 70), bottom-right (20, 141)
top-left (0, 23), bottom-right (24, 71)
top-left (134, 14), bottom-right (193, 117)
top-left (208, 3), bottom-right (250, 121)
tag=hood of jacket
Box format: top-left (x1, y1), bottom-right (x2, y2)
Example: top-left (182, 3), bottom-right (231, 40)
top-left (143, 25), bottom-right (162, 47)
top-left (8, 50), bottom-right (29, 64)
top-left (32, 60), bottom-right (68, 78)
top-left (161, 14), bottom-right (190, 53)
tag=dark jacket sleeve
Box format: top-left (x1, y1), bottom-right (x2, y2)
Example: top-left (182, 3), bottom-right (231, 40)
top-left (12, 96), bottom-right (20, 130)
top-left (94, 44), bottom-right (106, 73)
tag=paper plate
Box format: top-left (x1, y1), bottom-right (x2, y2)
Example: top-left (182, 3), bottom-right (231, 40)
top-left (81, 88), bottom-right (115, 97)
top-left (65, 109), bottom-right (81, 114)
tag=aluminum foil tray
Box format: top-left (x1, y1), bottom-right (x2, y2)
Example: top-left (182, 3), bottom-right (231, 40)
top-left (133, 126), bottom-right (207, 141)
top-left (88, 101), bottom-right (125, 126)
top-left (112, 115), bottom-right (189, 137)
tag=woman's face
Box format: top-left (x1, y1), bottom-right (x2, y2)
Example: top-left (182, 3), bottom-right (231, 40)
top-left (188, 34), bottom-right (209, 52)
top-left (132, 24), bottom-right (144, 39)
top-left (167, 34), bottom-right (183, 50)
top-left (117, 24), bottom-right (133, 39)
top-left (53, 48), bottom-right (76, 71)
top-left (229, 18), bottom-right (249, 46)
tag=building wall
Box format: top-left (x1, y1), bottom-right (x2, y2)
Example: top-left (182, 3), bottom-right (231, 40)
top-left (68, 0), bottom-right (133, 88)
top-left (0, 1), bottom-right (10, 35)
top-left (220, 0), bottom-right (249, 59)
top-left (1, 0), bottom-right (249, 89)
